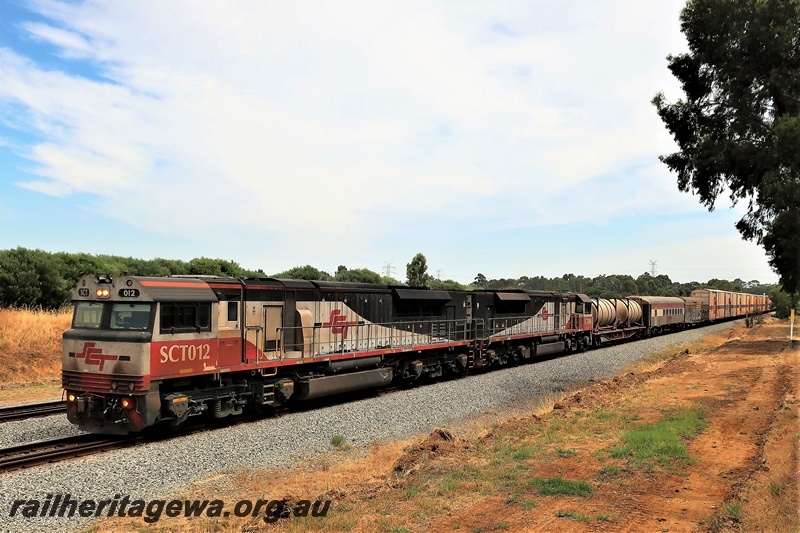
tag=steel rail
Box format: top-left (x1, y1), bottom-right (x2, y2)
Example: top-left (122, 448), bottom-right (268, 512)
top-left (0, 401), bottom-right (66, 423)
top-left (0, 435), bottom-right (129, 473)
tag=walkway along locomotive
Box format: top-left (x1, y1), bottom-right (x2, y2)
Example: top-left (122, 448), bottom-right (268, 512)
top-left (61, 275), bottom-right (771, 434)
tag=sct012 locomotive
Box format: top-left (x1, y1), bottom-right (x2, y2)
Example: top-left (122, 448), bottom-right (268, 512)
top-left (62, 275), bottom-right (771, 434)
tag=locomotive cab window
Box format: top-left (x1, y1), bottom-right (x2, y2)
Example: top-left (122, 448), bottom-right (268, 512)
top-left (160, 302), bottom-right (211, 333)
top-left (110, 303), bottom-right (153, 330)
top-left (73, 302), bottom-right (104, 329)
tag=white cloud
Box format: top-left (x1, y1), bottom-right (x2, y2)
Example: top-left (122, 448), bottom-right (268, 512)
top-left (0, 0), bottom-right (775, 283)
top-left (21, 22), bottom-right (94, 58)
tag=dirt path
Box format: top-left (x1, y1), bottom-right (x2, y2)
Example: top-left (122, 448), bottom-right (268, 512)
top-left (98, 319), bottom-right (799, 532)
top-left (418, 319), bottom-right (797, 532)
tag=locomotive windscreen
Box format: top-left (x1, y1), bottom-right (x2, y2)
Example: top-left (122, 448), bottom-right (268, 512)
top-left (73, 302), bottom-right (103, 328)
top-left (71, 301), bottom-right (154, 331)
top-left (110, 303), bottom-right (152, 330)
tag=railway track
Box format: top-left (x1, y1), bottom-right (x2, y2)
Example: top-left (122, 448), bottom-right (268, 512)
top-left (0, 407), bottom-right (305, 473)
top-left (0, 434), bottom-right (132, 473)
top-left (0, 400), bottom-right (65, 422)
top-left (0, 387), bottom-right (399, 473)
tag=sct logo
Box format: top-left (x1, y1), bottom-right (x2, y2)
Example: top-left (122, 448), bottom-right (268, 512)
top-left (323, 310), bottom-right (358, 339)
top-left (74, 342), bottom-right (120, 372)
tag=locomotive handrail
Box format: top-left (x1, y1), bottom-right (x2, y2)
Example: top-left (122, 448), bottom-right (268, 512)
top-left (487, 313), bottom-right (580, 337)
top-left (273, 318), bottom-right (484, 360)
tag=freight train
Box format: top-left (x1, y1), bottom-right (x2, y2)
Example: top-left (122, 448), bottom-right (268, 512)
top-left (62, 275), bottom-right (771, 434)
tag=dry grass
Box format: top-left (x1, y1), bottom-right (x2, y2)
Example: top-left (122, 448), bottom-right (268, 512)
top-left (0, 306), bottom-right (71, 388)
top-left (731, 349), bottom-right (799, 533)
top-left (627, 322), bottom-right (749, 374)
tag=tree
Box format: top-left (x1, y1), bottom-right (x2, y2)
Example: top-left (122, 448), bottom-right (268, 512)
top-left (406, 253), bottom-right (431, 287)
top-left (429, 279), bottom-right (468, 291)
top-left (517, 275), bottom-right (552, 291)
top-left (762, 210), bottom-right (800, 294)
top-left (472, 273), bottom-right (488, 288)
top-left (769, 285), bottom-right (799, 319)
top-left (710, 279), bottom-right (736, 292)
top-left (653, 0), bottom-right (800, 293)
top-left (0, 247), bottom-right (69, 308)
top-left (560, 273), bottom-right (592, 293)
top-left (273, 265), bottom-right (332, 281)
top-left (335, 268), bottom-right (382, 284)
top-left (188, 257), bottom-right (245, 277)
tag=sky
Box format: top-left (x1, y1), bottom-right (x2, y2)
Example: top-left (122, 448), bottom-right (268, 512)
top-left (0, 0), bottom-right (778, 286)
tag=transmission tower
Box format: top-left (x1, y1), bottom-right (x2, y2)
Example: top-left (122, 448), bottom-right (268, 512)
top-left (649, 260), bottom-right (658, 277)
top-left (383, 262), bottom-right (396, 278)
top-left (434, 268), bottom-right (443, 281)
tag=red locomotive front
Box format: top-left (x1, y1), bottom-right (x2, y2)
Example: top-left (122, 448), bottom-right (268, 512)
top-left (62, 275), bottom-right (221, 434)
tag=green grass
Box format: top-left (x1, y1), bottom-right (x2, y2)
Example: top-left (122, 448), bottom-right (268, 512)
top-left (555, 447), bottom-right (577, 458)
top-left (610, 407), bottom-right (706, 466)
top-left (769, 481), bottom-right (787, 497)
top-left (521, 500), bottom-right (537, 510)
top-left (597, 465), bottom-right (622, 479)
top-left (527, 477), bottom-right (593, 497)
top-left (704, 500), bottom-right (743, 530)
top-left (510, 445), bottom-right (537, 461)
top-left (404, 486), bottom-right (421, 499)
top-left (722, 501), bottom-right (742, 519)
top-left (437, 478), bottom-right (459, 495)
top-left (555, 510), bottom-right (591, 522)
top-left (330, 434), bottom-right (348, 449)
top-left (505, 496), bottom-right (538, 511)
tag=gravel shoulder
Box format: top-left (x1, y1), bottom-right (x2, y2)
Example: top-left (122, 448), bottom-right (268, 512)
top-left (0, 321), bottom-right (741, 532)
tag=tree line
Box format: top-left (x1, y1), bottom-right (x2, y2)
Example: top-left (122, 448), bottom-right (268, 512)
top-left (1, 247), bottom-right (791, 317)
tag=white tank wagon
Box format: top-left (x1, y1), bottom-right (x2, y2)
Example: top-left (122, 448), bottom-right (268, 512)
top-left (590, 298), bottom-right (644, 343)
